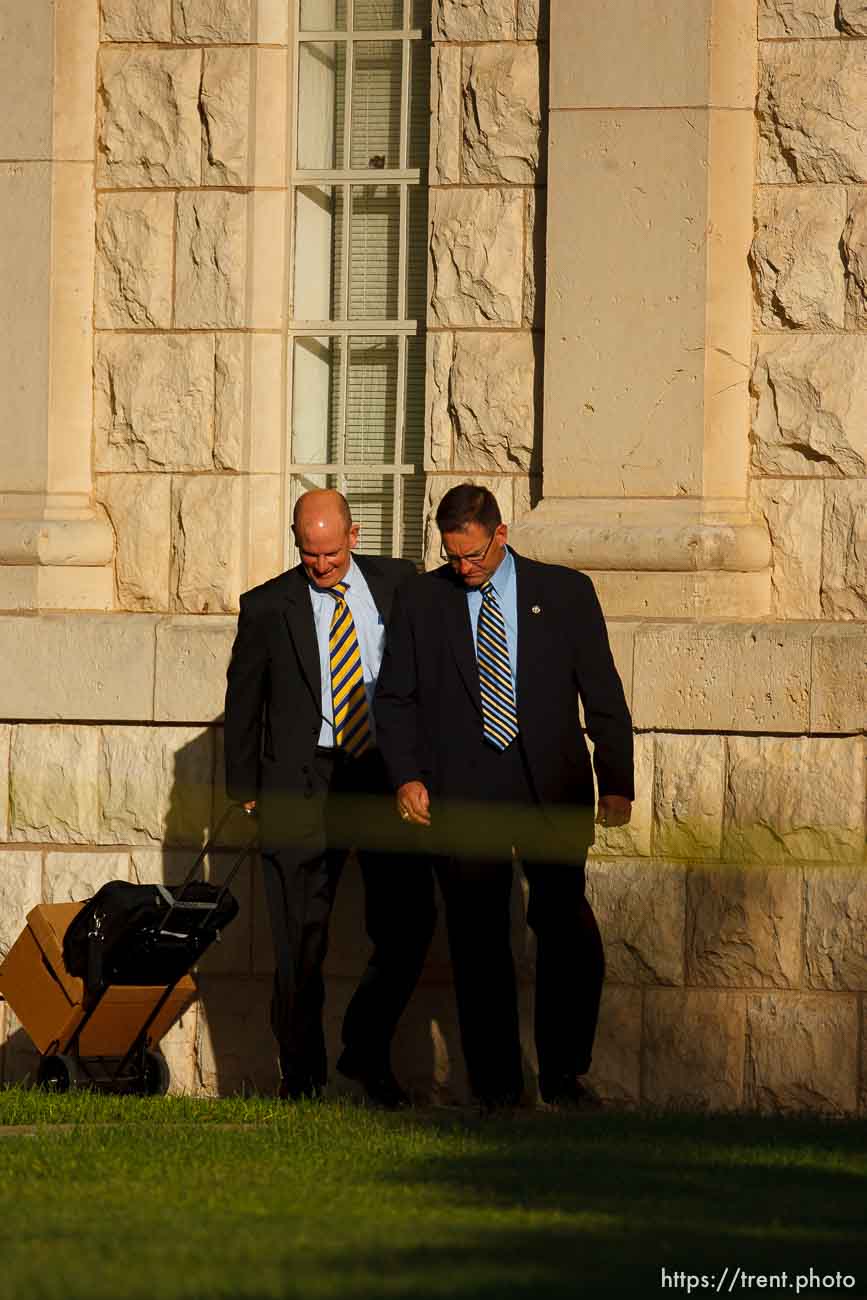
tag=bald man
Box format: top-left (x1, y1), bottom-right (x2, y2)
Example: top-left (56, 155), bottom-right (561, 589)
top-left (224, 490), bottom-right (434, 1105)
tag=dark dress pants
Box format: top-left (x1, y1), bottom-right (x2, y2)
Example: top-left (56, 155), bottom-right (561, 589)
top-left (261, 747), bottom-right (435, 1089)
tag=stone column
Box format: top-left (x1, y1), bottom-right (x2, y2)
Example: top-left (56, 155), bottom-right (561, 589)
top-left (510, 0), bottom-right (771, 618)
top-left (0, 0), bottom-right (115, 610)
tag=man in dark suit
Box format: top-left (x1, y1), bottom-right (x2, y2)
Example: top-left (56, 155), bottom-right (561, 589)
top-left (375, 483), bottom-right (634, 1110)
top-left (224, 489), bottom-right (435, 1105)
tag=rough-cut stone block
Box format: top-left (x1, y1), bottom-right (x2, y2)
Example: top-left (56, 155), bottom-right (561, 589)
top-left (171, 477), bottom-right (243, 614)
top-left (429, 189), bottom-right (524, 327)
top-left (758, 43), bottom-right (867, 183)
top-left (804, 866), bottom-right (867, 991)
top-left (0, 852), bottom-right (42, 960)
top-left (633, 624), bottom-right (811, 733)
top-left (99, 726), bottom-right (214, 846)
top-left (838, 0), bottom-right (867, 34)
top-left (425, 332), bottom-right (453, 470)
top-left (591, 732), bottom-right (653, 858)
top-left (586, 859), bottom-right (685, 986)
top-left (724, 736), bottom-right (865, 864)
top-left (422, 475), bottom-right (513, 571)
top-left (523, 186), bottom-right (544, 329)
top-left (10, 726), bottom-right (100, 846)
top-left (97, 475), bottom-right (171, 612)
top-left (94, 334), bottom-right (216, 472)
top-left (751, 187), bottom-right (845, 330)
top-left (214, 335), bottom-right (244, 471)
top-left (433, 0), bottom-right (516, 40)
top-left (811, 626), bottom-right (867, 733)
top-left (159, 1008), bottom-right (199, 1096)
top-left (174, 0), bottom-right (252, 41)
top-left (462, 45), bottom-right (541, 186)
top-left (757, 0), bottom-right (836, 37)
top-left (746, 993), bottom-right (858, 1114)
top-left (95, 193), bottom-right (173, 331)
top-left (246, 474), bottom-right (283, 590)
top-left (687, 864), bottom-right (802, 989)
top-left (843, 192), bottom-right (867, 327)
top-left (211, 335), bottom-right (283, 474)
top-left (653, 734), bottom-right (724, 860)
top-left (0, 725), bottom-right (10, 842)
top-left (201, 49), bottom-right (251, 187)
top-left (822, 480), bottom-right (867, 619)
top-left (195, 975), bottom-right (277, 1096)
top-left (585, 985), bottom-right (641, 1106)
top-left (97, 49), bottom-right (201, 188)
top-left (155, 619), bottom-right (237, 722)
top-left (43, 853), bottom-right (131, 904)
top-left (101, 0), bottom-right (173, 40)
top-left (749, 479), bottom-right (823, 620)
top-left (430, 46), bottom-right (461, 187)
top-left (644, 991), bottom-right (745, 1111)
top-left (446, 333), bottom-right (536, 474)
top-left (175, 192), bottom-right (247, 329)
top-left (517, 0), bottom-right (544, 39)
top-left (751, 337), bottom-right (867, 478)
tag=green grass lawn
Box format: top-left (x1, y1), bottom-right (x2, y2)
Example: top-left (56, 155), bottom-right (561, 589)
top-left (0, 1092), bottom-right (865, 1299)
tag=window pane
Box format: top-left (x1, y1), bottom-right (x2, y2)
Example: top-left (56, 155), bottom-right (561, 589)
top-left (344, 475), bottom-right (395, 556)
top-left (348, 185), bottom-right (400, 318)
top-left (353, 0), bottom-right (403, 29)
top-left (403, 335), bottom-right (425, 466)
top-left (292, 336), bottom-right (344, 464)
top-left (401, 474), bottom-right (424, 563)
top-left (408, 40), bottom-right (430, 170)
top-left (406, 187), bottom-right (428, 322)
top-left (299, 0), bottom-right (347, 29)
top-left (346, 336), bottom-right (398, 463)
top-left (350, 41), bottom-right (402, 170)
top-left (298, 43), bottom-right (346, 169)
top-left (293, 186), bottom-right (345, 321)
top-left (411, 0), bottom-right (430, 28)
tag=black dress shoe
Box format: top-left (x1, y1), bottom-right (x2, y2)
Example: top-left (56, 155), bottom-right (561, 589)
top-left (539, 1077), bottom-right (603, 1111)
top-left (336, 1051), bottom-right (411, 1110)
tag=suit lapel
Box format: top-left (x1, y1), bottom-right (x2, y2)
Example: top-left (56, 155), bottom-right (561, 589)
top-left (514, 551), bottom-right (545, 717)
top-left (281, 566), bottom-right (322, 711)
top-left (441, 572), bottom-right (482, 717)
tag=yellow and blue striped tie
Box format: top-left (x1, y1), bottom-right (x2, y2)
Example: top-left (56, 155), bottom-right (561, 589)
top-left (477, 580), bottom-right (519, 750)
top-left (329, 581), bottom-right (371, 757)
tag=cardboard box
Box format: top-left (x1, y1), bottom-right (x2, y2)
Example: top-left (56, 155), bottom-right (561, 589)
top-left (0, 902), bottom-right (196, 1057)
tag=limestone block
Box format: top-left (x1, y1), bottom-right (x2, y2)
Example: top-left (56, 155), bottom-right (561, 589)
top-left (422, 475), bottom-right (513, 571)
top-left (430, 46), bottom-right (461, 186)
top-left (130, 847), bottom-right (198, 888)
top-left (0, 725), bottom-right (10, 842)
top-left (591, 732), bottom-right (653, 858)
top-left (171, 476), bottom-right (243, 614)
top-left (757, 0), bottom-right (836, 36)
top-left (0, 852), bottom-right (42, 959)
top-left (201, 49), bottom-right (251, 187)
top-left (746, 993), bottom-right (858, 1114)
top-left (174, 0), bottom-right (252, 41)
top-left (429, 189), bottom-right (524, 327)
top-left (517, 0), bottom-right (544, 39)
top-left (155, 618), bottom-right (237, 722)
top-left (751, 337), bottom-right (867, 478)
top-left (584, 984), bottom-right (642, 1106)
top-left (843, 193), bottom-right (867, 327)
top-left (652, 734), bottom-right (724, 860)
top-left (512, 476), bottom-right (541, 527)
top-left (97, 49), bottom-right (201, 189)
top-left (159, 1008), bottom-right (199, 1095)
top-left (805, 866), bottom-right (867, 991)
top-left (43, 852), bottom-right (130, 904)
top-left (175, 192), bottom-right (247, 329)
top-left (433, 0), bottom-right (516, 41)
top-left (449, 333), bottom-right (536, 474)
top-left (605, 622), bottom-right (637, 713)
top-left (95, 193), bottom-right (173, 331)
top-left (246, 474), bottom-right (283, 590)
top-left (214, 335), bottom-right (244, 471)
top-left (425, 332), bottom-right (453, 469)
top-left (758, 42), bottom-right (867, 183)
top-left (0, 616), bottom-right (156, 723)
top-left (213, 334), bottom-right (283, 474)
top-left (97, 475), bottom-right (171, 612)
top-left (386, 980), bottom-right (472, 1106)
top-left (461, 45), bottom-right (541, 186)
top-left (586, 859), bottom-right (685, 986)
top-left (724, 736), bottom-right (865, 864)
top-left (10, 726), bottom-right (100, 846)
top-left (632, 624), bottom-right (811, 733)
top-left (643, 991), bottom-right (745, 1111)
top-left (195, 975), bottom-right (277, 1096)
top-left (751, 187), bottom-right (845, 330)
top-left (101, 0), bottom-right (173, 41)
top-left (838, 0), bottom-right (867, 33)
top-left (195, 851), bottom-right (252, 977)
top-left (687, 864), bottom-right (802, 989)
top-left (821, 480), bottom-right (867, 619)
top-left (523, 186), bottom-right (544, 329)
top-left (94, 334), bottom-right (216, 472)
top-left (810, 626), bottom-right (867, 733)
top-left (749, 479), bottom-right (823, 620)
top-left (99, 725), bottom-right (214, 846)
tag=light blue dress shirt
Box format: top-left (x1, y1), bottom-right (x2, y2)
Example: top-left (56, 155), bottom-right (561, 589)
top-left (308, 555), bottom-right (385, 748)
top-left (466, 544), bottom-right (518, 689)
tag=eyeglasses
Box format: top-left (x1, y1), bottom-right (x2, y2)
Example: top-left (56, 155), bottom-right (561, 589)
top-left (440, 531), bottom-right (496, 568)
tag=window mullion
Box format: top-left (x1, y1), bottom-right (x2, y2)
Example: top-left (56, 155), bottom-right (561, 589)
top-left (392, 334), bottom-right (407, 555)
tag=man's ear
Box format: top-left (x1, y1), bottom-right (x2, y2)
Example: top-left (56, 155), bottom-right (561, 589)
top-left (497, 522), bottom-right (508, 547)
top-left (348, 523), bottom-right (360, 550)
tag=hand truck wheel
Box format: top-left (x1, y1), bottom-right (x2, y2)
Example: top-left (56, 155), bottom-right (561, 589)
top-left (37, 1054), bottom-right (83, 1093)
top-left (141, 1049), bottom-right (171, 1096)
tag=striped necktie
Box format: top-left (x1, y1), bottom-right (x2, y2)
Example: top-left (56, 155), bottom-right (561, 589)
top-left (329, 581), bottom-right (371, 757)
top-left (476, 580), bottom-right (519, 750)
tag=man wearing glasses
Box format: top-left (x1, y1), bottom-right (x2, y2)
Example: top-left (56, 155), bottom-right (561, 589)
top-left (375, 483), bottom-right (634, 1111)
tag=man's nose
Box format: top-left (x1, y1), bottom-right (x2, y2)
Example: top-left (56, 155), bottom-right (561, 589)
top-left (313, 556), bottom-right (329, 573)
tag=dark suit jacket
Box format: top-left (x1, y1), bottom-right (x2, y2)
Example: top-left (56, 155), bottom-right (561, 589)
top-left (374, 550), bottom-right (634, 844)
top-left (224, 555), bottom-right (416, 836)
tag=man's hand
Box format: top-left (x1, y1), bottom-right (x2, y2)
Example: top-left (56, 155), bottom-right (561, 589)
top-left (242, 799), bottom-right (257, 816)
top-left (596, 794), bottom-right (631, 829)
top-left (397, 781), bottom-right (431, 827)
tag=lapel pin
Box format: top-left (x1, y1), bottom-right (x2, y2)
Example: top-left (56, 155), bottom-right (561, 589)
top-left (531, 604), bottom-right (541, 615)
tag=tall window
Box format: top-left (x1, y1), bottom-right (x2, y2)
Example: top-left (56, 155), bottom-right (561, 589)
top-left (290, 0), bottom-right (430, 560)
